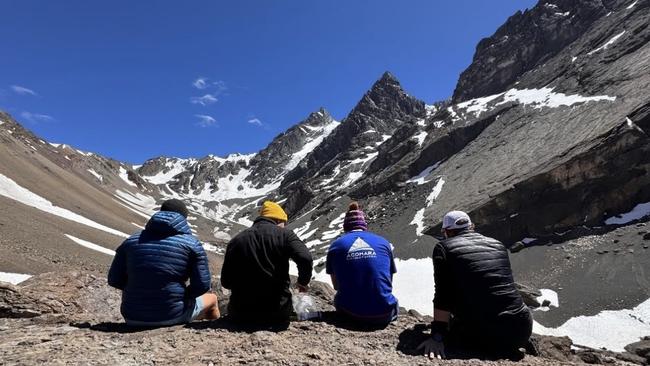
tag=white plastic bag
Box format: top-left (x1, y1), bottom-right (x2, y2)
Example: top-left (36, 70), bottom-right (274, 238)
top-left (292, 292), bottom-right (320, 321)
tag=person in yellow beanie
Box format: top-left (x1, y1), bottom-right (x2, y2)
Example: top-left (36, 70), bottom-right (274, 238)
top-left (259, 200), bottom-right (288, 223)
top-left (221, 200), bottom-right (312, 327)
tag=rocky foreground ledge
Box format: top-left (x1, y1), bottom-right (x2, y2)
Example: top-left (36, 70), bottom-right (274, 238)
top-left (1, 272), bottom-right (648, 366)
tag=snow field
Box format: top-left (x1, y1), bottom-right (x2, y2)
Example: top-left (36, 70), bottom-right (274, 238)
top-left (534, 298), bottom-right (650, 352)
top-left (0, 272), bottom-right (32, 285)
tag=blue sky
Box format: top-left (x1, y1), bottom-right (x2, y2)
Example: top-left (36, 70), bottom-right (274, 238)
top-left (0, 0), bottom-right (536, 164)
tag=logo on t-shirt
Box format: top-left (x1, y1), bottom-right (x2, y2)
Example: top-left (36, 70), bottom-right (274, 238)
top-left (346, 237), bottom-right (377, 260)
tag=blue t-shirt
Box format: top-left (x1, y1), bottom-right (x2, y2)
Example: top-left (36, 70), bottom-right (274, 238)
top-left (326, 231), bottom-right (398, 319)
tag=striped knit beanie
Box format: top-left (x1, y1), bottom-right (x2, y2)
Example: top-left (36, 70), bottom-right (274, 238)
top-left (343, 202), bottom-right (368, 232)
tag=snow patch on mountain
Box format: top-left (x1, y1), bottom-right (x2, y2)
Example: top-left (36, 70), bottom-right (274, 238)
top-left (211, 169), bottom-right (281, 201)
top-left (114, 189), bottom-right (157, 218)
top-left (406, 162), bottom-right (441, 185)
top-left (605, 202), bottom-right (650, 225)
top-left (119, 167), bottom-right (137, 187)
top-left (87, 169), bottom-right (103, 182)
top-left (64, 234), bottom-right (116, 256)
top-left (412, 131), bottom-right (428, 147)
top-left (0, 173), bottom-right (129, 238)
top-left (588, 30), bottom-right (626, 55)
top-left (410, 209), bottom-right (426, 237)
top-left (427, 178), bottom-right (446, 204)
top-left (535, 289), bottom-right (560, 312)
top-left (285, 120), bottom-right (340, 172)
top-left (320, 213), bottom-right (345, 241)
top-left (141, 158), bottom-right (195, 185)
top-left (456, 93), bottom-right (504, 117)
top-left (0, 272), bottom-right (31, 285)
top-left (498, 88), bottom-right (616, 109)
top-left (411, 177), bottom-right (446, 237)
top-left (342, 152), bottom-right (379, 188)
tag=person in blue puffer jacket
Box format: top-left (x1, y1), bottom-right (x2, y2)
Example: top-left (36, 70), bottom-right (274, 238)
top-left (108, 199), bottom-right (219, 326)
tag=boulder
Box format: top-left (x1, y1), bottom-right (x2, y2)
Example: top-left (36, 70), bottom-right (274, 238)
top-left (0, 271), bottom-right (121, 322)
top-left (530, 334), bottom-right (579, 363)
top-left (516, 283), bottom-right (542, 308)
top-left (509, 241), bottom-right (525, 253)
top-left (625, 337), bottom-right (650, 360)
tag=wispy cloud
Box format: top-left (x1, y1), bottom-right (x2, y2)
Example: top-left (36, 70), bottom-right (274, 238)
top-left (192, 78), bottom-right (208, 90)
top-left (11, 85), bottom-right (37, 96)
top-left (247, 118), bottom-right (263, 127)
top-left (20, 111), bottom-right (54, 124)
top-left (195, 114), bottom-right (216, 127)
top-left (212, 80), bottom-right (228, 95)
top-left (191, 78), bottom-right (228, 94)
top-left (190, 94), bottom-right (218, 106)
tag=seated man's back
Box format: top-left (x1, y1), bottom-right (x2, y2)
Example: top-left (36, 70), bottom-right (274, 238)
top-left (326, 202), bottom-right (398, 325)
top-left (438, 230), bottom-right (525, 323)
top-left (431, 211), bottom-right (531, 357)
top-left (108, 200), bottom-right (213, 325)
top-left (221, 201), bottom-right (312, 324)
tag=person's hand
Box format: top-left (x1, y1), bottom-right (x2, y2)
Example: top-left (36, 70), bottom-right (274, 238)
top-left (295, 283), bottom-right (309, 292)
top-left (417, 337), bottom-right (446, 359)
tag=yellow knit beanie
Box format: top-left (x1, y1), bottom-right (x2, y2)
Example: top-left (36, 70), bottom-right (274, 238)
top-left (260, 201), bottom-right (288, 222)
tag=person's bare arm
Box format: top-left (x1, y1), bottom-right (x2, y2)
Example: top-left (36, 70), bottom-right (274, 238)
top-left (330, 273), bottom-right (339, 290)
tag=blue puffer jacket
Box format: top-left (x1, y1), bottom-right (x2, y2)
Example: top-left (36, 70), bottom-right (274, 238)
top-left (108, 211), bottom-right (211, 322)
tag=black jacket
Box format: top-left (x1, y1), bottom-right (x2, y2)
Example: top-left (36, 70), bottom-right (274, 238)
top-left (221, 217), bottom-right (313, 320)
top-left (433, 230), bottom-right (525, 322)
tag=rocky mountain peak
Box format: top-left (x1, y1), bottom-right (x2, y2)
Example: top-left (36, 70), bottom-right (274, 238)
top-left (355, 72), bottom-right (425, 120)
top-left (303, 107), bottom-right (333, 127)
top-left (452, 0), bottom-right (615, 103)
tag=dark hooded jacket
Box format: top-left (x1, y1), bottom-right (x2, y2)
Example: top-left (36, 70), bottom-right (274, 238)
top-left (108, 211), bottom-right (211, 322)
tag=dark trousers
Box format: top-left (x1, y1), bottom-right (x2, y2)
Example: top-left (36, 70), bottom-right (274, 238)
top-left (226, 290), bottom-right (293, 327)
top-left (336, 302), bottom-right (399, 327)
top-left (447, 306), bottom-right (533, 359)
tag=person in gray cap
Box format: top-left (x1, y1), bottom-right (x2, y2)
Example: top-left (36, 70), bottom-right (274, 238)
top-left (418, 211), bottom-right (532, 360)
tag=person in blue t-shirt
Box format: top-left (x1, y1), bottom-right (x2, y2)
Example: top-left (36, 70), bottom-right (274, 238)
top-left (326, 202), bottom-right (399, 326)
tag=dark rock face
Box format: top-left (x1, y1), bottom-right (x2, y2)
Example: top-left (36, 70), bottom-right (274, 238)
top-left (280, 72), bottom-right (426, 216)
top-left (452, 0), bottom-right (615, 102)
top-left (247, 108), bottom-right (337, 189)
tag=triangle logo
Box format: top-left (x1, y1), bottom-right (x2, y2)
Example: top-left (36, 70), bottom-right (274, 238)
top-left (346, 237), bottom-right (377, 260)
